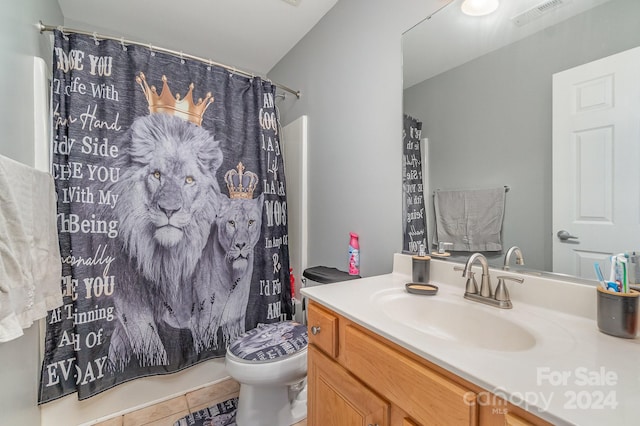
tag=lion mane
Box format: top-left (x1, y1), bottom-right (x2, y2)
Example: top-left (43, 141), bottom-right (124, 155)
top-left (112, 113), bottom-right (223, 288)
top-left (107, 113), bottom-right (223, 369)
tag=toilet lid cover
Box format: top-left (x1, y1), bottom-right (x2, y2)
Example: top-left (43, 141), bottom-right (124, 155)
top-left (228, 321), bottom-right (308, 362)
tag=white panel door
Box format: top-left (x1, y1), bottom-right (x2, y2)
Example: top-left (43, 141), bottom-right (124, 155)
top-left (552, 46), bottom-right (640, 278)
top-left (282, 116), bottom-right (308, 300)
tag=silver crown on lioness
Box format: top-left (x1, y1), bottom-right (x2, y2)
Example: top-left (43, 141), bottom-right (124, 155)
top-left (224, 162), bottom-right (258, 199)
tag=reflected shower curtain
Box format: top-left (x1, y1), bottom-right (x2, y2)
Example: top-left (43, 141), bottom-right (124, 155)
top-left (39, 31), bottom-right (292, 402)
top-left (402, 114), bottom-right (427, 253)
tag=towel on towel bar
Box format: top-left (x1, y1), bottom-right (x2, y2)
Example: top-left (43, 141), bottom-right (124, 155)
top-left (433, 187), bottom-right (506, 252)
top-left (0, 155), bottom-right (62, 342)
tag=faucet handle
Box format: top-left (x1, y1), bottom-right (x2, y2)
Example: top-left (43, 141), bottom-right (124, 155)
top-left (494, 276), bottom-right (524, 302)
top-left (497, 276), bottom-right (524, 284)
top-left (454, 265), bottom-right (473, 276)
top-left (455, 266), bottom-right (478, 294)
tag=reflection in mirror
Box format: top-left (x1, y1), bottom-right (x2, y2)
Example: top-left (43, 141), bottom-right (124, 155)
top-left (402, 0), bottom-right (640, 279)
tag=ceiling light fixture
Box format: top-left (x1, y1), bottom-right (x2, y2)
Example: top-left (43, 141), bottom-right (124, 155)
top-left (461, 0), bottom-right (500, 16)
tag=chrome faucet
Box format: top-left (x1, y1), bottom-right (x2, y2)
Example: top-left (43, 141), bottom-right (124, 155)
top-left (462, 253), bottom-right (492, 297)
top-left (460, 252), bottom-right (523, 309)
top-left (504, 246), bottom-right (525, 269)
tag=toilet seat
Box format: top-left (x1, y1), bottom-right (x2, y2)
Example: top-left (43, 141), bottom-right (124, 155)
top-left (227, 321), bottom-right (308, 363)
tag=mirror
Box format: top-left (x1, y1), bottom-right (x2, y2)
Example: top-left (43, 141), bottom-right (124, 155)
top-left (402, 0), bottom-right (640, 276)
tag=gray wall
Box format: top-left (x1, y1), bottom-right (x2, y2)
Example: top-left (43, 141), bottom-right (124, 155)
top-left (13, 0), bottom-right (634, 422)
top-left (0, 1), bottom-right (441, 423)
top-left (269, 0), bottom-right (436, 277)
top-left (0, 1), bottom-right (63, 425)
top-left (403, 0), bottom-right (640, 271)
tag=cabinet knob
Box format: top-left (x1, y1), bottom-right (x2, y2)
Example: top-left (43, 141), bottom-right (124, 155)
top-left (311, 325), bottom-right (321, 335)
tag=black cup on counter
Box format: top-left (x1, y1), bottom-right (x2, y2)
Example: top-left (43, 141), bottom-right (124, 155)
top-left (596, 286), bottom-right (639, 339)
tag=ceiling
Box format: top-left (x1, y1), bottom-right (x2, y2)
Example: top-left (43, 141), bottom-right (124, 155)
top-left (55, 0), bottom-right (613, 89)
top-left (56, 0), bottom-right (338, 76)
top-left (402, 0), bottom-right (613, 88)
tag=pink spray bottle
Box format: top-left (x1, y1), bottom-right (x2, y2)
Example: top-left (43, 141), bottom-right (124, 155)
top-left (348, 232), bottom-right (360, 276)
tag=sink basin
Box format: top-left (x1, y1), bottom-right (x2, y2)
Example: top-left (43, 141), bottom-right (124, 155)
top-left (373, 290), bottom-right (537, 352)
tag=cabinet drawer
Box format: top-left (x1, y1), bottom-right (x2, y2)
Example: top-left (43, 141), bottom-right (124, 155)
top-left (307, 301), bottom-right (339, 358)
top-left (343, 324), bottom-right (478, 425)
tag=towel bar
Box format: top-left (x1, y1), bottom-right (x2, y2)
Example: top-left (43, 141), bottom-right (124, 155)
top-left (433, 185), bottom-right (509, 195)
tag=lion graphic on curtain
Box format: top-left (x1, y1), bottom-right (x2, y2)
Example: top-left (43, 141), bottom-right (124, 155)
top-left (190, 193), bottom-right (264, 353)
top-left (106, 113), bottom-right (225, 369)
top-left (106, 112), bottom-right (264, 370)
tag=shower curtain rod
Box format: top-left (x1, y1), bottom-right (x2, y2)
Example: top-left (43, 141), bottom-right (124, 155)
top-left (37, 21), bottom-right (301, 99)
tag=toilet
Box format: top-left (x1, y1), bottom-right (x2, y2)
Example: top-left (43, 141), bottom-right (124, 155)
top-left (225, 321), bottom-right (308, 426)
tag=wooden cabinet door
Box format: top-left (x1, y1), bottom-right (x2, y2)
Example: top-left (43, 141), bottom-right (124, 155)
top-left (505, 412), bottom-right (537, 426)
top-left (308, 345), bottom-right (389, 426)
top-left (307, 301), bottom-right (339, 357)
top-left (342, 324), bottom-right (477, 425)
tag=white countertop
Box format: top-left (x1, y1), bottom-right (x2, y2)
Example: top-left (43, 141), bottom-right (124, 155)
top-left (301, 254), bottom-right (640, 426)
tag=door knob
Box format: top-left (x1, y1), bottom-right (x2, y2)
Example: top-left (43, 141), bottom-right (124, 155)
top-left (311, 325), bottom-right (321, 335)
top-left (557, 230), bottom-right (579, 241)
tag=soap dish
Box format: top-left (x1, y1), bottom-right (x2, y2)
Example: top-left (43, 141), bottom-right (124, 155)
top-left (405, 282), bottom-right (439, 296)
top-left (430, 251), bottom-right (451, 258)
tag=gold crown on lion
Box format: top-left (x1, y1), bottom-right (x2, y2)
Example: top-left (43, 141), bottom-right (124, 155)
top-left (225, 162), bottom-right (258, 199)
top-left (136, 72), bottom-right (214, 126)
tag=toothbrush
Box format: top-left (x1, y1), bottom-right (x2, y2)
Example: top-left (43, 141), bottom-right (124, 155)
top-left (609, 255), bottom-right (617, 282)
top-left (621, 255), bottom-right (628, 293)
top-left (594, 263), bottom-right (605, 288)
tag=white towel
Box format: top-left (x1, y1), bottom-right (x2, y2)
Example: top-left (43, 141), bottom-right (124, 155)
top-left (433, 187), bottom-right (506, 252)
top-left (0, 155), bottom-right (62, 342)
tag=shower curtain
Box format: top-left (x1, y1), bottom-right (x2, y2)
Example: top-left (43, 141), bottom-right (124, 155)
top-left (39, 31), bottom-right (292, 402)
top-left (402, 114), bottom-right (427, 254)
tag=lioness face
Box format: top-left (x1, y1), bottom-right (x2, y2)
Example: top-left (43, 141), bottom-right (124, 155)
top-left (219, 195), bottom-right (263, 272)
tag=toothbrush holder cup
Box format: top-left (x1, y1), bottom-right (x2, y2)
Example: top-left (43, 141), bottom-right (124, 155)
top-left (596, 287), bottom-right (639, 339)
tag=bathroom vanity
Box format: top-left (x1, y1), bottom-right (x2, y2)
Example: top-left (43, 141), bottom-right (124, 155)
top-left (307, 302), bottom-right (548, 425)
top-left (301, 254), bottom-right (640, 426)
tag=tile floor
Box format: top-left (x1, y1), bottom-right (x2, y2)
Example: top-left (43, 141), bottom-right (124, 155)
top-left (93, 378), bottom-right (307, 426)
